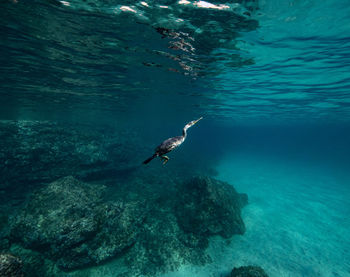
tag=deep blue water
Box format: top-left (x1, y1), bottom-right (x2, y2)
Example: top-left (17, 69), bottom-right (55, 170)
top-left (1, 0), bottom-right (350, 276)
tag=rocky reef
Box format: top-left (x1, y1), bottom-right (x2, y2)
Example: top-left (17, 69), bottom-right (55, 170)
top-left (0, 120), bottom-right (140, 192)
top-left (5, 174), bottom-right (247, 276)
top-left (10, 176), bottom-right (148, 270)
top-left (0, 120), bottom-right (214, 193)
top-left (0, 120), bottom-right (249, 276)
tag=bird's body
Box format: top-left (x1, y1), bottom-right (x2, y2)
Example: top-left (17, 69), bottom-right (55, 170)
top-left (156, 136), bottom-right (185, 155)
top-left (143, 117), bottom-right (202, 165)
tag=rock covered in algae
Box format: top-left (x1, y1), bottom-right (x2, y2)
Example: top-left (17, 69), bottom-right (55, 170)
top-left (123, 205), bottom-right (211, 276)
top-left (0, 120), bottom-right (142, 192)
top-left (10, 176), bottom-right (148, 270)
top-left (119, 176), bottom-right (248, 276)
top-left (0, 213), bottom-right (11, 251)
top-left (0, 253), bottom-right (24, 277)
top-left (231, 265), bottom-right (269, 277)
top-left (8, 175), bottom-right (248, 276)
top-left (7, 245), bottom-right (62, 277)
top-left (175, 176), bottom-right (247, 241)
top-left (124, 176), bottom-right (248, 276)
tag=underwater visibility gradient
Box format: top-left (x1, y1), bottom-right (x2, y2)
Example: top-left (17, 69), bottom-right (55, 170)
top-left (1, 0), bottom-right (350, 276)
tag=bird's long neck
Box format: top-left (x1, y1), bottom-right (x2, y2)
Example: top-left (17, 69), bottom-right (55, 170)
top-left (182, 126), bottom-right (188, 140)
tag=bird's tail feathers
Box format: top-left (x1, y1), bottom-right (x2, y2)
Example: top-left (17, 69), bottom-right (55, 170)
top-left (143, 154), bottom-right (157, 164)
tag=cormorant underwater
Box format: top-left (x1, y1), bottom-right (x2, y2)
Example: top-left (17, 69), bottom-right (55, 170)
top-left (143, 117), bottom-right (203, 165)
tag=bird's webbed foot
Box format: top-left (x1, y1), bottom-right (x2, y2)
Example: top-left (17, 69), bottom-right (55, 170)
top-left (161, 155), bottom-right (169, 165)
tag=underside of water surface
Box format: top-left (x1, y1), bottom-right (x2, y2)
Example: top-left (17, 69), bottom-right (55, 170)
top-left (1, 0), bottom-right (350, 277)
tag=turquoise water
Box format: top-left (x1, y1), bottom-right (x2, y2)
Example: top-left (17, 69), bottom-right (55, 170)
top-left (1, 0), bottom-right (350, 276)
top-left (217, 154), bottom-right (350, 277)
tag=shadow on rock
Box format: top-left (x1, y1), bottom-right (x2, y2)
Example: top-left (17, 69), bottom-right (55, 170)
top-left (230, 265), bottom-right (269, 277)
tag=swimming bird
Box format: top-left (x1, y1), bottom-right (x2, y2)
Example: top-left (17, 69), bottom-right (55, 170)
top-left (143, 117), bottom-right (203, 165)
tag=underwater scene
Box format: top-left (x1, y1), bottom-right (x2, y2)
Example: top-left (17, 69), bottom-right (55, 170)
top-left (1, 0), bottom-right (350, 276)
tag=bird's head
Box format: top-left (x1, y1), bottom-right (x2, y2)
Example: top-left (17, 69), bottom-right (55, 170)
top-left (184, 117), bottom-right (203, 130)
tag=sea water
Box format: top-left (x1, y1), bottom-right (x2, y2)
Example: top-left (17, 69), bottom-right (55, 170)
top-left (1, 0), bottom-right (350, 276)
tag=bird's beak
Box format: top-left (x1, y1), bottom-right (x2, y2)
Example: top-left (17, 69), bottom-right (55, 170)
top-left (193, 117), bottom-right (203, 124)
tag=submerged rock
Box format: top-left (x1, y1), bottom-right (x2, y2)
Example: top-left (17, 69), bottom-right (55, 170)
top-left (8, 174), bottom-right (247, 276)
top-left (0, 253), bottom-right (24, 277)
top-left (175, 176), bottom-right (247, 243)
top-left (231, 265), bottom-right (269, 277)
top-left (0, 120), bottom-right (142, 192)
top-left (10, 176), bottom-right (148, 270)
top-left (124, 206), bottom-right (211, 276)
top-left (124, 176), bottom-right (247, 276)
top-left (8, 245), bottom-right (62, 277)
top-left (0, 213), bottom-right (10, 251)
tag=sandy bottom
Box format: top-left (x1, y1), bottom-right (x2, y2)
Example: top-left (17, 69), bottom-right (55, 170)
top-left (165, 153), bottom-right (350, 277)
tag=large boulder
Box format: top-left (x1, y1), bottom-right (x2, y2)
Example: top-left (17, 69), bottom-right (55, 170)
top-left (124, 207), bottom-right (211, 276)
top-left (231, 265), bottom-right (269, 277)
top-left (10, 176), bottom-right (148, 270)
top-left (0, 253), bottom-right (24, 277)
top-left (120, 176), bottom-right (248, 276)
top-left (175, 176), bottom-right (247, 242)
